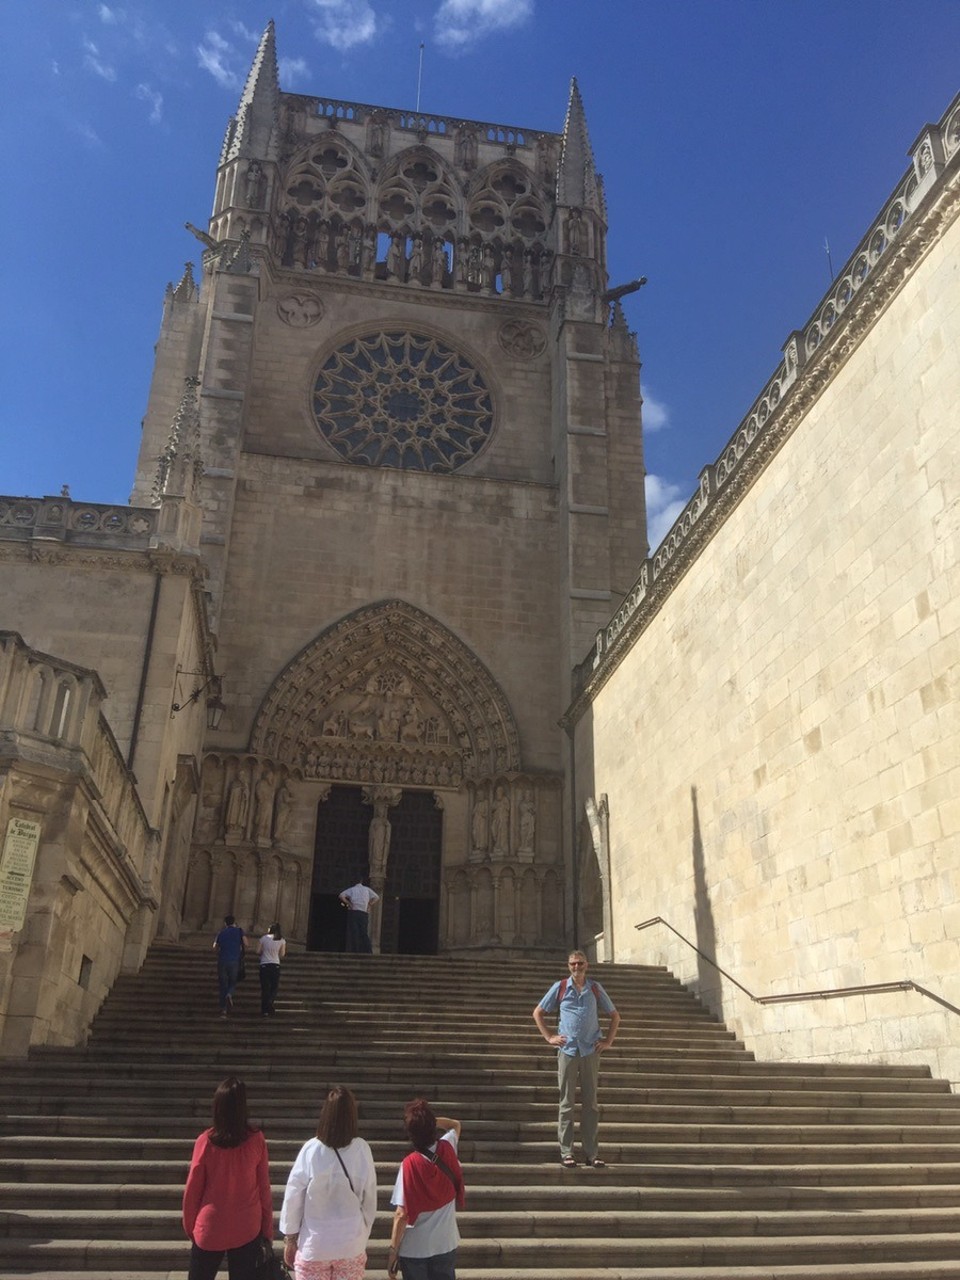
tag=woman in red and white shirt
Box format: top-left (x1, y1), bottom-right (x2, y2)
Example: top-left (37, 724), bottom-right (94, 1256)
top-left (388, 1100), bottom-right (464, 1280)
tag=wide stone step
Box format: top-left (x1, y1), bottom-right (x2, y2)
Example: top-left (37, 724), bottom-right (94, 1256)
top-left (13, 1057), bottom-right (951, 1093)
top-left (7, 1180), bottom-right (960, 1213)
top-left (3, 1075), bottom-right (957, 1116)
top-left (5, 1157), bottom-right (960, 1189)
top-left (6, 1266), bottom-right (960, 1280)
top-left (3, 1231), bottom-right (960, 1269)
top-left (5, 1107), bottom-right (958, 1147)
top-left (6, 1205), bottom-right (960, 1242)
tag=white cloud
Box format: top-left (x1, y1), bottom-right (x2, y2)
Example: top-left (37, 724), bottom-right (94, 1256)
top-left (642, 387), bottom-right (669, 432)
top-left (228, 20), bottom-right (262, 44)
top-left (197, 30), bottom-right (242, 90)
top-left (435, 0), bottom-right (534, 50)
top-left (136, 82), bottom-right (163, 124)
top-left (97, 4), bottom-right (123, 24)
top-left (279, 56), bottom-right (310, 87)
top-left (71, 119), bottom-right (105, 149)
top-left (308, 0), bottom-right (379, 52)
top-left (644, 473), bottom-right (689, 552)
top-left (82, 38), bottom-right (117, 82)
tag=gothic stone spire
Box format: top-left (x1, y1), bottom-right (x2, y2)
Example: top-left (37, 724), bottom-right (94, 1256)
top-left (557, 77), bottom-right (602, 214)
top-left (220, 20), bottom-right (279, 164)
top-left (153, 377), bottom-right (203, 504)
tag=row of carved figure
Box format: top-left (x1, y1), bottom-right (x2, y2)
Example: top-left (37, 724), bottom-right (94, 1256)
top-left (470, 781), bottom-right (538, 860)
top-left (206, 758), bottom-right (296, 846)
top-left (276, 214), bottom-right (556, 296)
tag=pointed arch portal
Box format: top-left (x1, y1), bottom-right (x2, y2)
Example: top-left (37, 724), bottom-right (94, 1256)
top-left (250, 599), bottom-right (521, 788)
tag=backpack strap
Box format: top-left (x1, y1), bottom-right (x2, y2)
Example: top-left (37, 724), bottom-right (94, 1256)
top-left (557, 977), bottom-right (600, 1001)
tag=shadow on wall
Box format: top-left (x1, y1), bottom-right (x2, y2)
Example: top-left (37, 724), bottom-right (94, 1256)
top-left (691, 785), bottom-right (723, 1024)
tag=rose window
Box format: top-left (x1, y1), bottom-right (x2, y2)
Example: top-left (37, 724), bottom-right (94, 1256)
top-left (313, 332), bottom-right (494, 472)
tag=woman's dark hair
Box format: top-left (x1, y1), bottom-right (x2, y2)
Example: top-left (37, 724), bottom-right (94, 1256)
top-left (210, 1076), bottom-right (256, 1148)
top-left (270, 922), bottom-right (282, 939)
top-left (317, 1085), bottom-right (359, 1149)
top-left (404, 1098), bottom-right (439, 1154)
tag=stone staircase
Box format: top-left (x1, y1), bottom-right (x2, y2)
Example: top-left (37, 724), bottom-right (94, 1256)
top-left (2, 945), bottom-right (960, 1279)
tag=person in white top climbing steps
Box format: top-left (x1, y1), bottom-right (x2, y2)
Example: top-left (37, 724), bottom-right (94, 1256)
top-left (533, 949), bottom-right (620, 1168)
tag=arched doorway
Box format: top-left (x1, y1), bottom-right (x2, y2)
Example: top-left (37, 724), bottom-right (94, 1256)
top-left (309, 784), bottom-right (443, 954)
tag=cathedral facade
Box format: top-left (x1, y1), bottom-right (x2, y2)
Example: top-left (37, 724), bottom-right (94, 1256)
top-left (1, 25), bottom-right (957, 1082)
top-left (0, 24), bottom-right (645, 1051)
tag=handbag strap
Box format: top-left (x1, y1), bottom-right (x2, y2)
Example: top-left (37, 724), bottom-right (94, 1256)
top-left (333, 1147), bottom-right (358, 1197)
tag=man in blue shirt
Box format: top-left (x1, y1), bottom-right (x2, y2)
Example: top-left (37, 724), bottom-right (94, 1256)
top-left (213, 914), bottom-right (246, 1017)
top-left (533, 949), bottom-right (620, 1167)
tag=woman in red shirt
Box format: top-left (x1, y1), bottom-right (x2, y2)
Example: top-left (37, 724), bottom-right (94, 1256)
top-left (182, 1076), bottom-right (274, 1279)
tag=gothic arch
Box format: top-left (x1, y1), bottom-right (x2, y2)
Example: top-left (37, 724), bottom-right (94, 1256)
top-left (249, 600), bottom-right (521, 787)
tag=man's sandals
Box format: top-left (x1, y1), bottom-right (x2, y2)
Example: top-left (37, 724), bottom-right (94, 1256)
top-left (561, 1155), bottom-right (606, 1168)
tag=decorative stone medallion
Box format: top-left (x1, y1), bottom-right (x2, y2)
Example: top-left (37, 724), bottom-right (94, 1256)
top-left (312, 331), bottom-right (494, 472)
top-left (277, 293), bottom-right (325, 327)
top-left (498, 319), bottom-right (546, 360)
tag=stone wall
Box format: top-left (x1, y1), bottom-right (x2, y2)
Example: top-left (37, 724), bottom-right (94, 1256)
top-left (0, 634), bottom-right (157, 1056)
top-left (572, 104), bottom-right (960, 1082)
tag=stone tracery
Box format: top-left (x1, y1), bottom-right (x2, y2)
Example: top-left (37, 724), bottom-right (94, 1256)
top-left (270, 127), bottom-right (555, 298)
top-left (312, 331), bottom-right (494, 473)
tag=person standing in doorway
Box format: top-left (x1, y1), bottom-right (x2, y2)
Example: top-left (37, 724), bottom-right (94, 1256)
top-left (258, 923), bottom-right (286, 1017)
top-left (532, 949), bottom-right (620, 1168)
top-left (214, 915), bottom-right (246, 1018)
top-left (339, 879), bottom-right (380, 953)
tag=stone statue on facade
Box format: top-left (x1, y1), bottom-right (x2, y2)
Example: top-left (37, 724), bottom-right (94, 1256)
top-left (335, 226), bottom-right (350, 271)
top-left (481, 244), bottom-right (495, 291)
top-left (409, 233), bottom-right (424, 282)
top-left (224, 773), bottom-right (249, 838)
top-left (387, 233), bottom-right (404, 279)
top-left (567, 209), bottom-right (584, 255)
top-left (455, 128), bottom-right (478, 171)
top-left (368, 813), bottom-right (391, 881)
top-left (244, 161), bottom-right (266, 209)
top-left (491, 785), bottom-right (510, 855)
top-left (362, 224), bottom-right (377, 276)
top-left (253, 770), bottom-right (274, 844)
top-left (455, 240), bottom-right (469, 287)
top-left (518, 789), bottom-right (536, 854)
top-left (273, 778), bottom-right (293, 843)
top-left (522, 249), bottom-right (535, 298)
top-left (431, 236), bottom-right (447, 286)
top-left (471, 795), bottom-right (489, 852)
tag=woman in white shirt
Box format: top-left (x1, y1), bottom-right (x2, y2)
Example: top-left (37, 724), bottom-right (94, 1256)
top-left (257, 923), bottom-right (286, 1017)
top-left (280, 1086), bottom-right (377, 1280)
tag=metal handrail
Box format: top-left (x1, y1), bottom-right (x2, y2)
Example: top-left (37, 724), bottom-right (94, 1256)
top-left (635, 915), bottom-right (960, 1018)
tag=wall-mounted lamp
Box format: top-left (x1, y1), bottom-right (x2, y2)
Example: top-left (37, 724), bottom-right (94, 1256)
top-left (171, 669), bottom-right (226, 730)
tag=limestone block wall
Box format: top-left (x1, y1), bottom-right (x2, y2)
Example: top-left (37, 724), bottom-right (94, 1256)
top-left (214, 454), bottom-right (563, 770)
top-left (576, 206), bottom-right (960, 1081)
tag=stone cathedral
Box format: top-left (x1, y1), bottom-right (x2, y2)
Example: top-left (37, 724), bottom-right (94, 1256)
top-left (1, 23), bottom-right (958, 1083)
top-left (139, 22), bottom-right (645, 960)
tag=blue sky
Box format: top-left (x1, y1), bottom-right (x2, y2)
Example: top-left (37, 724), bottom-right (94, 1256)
top-left (3, 1), bottom-right (958, 549)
